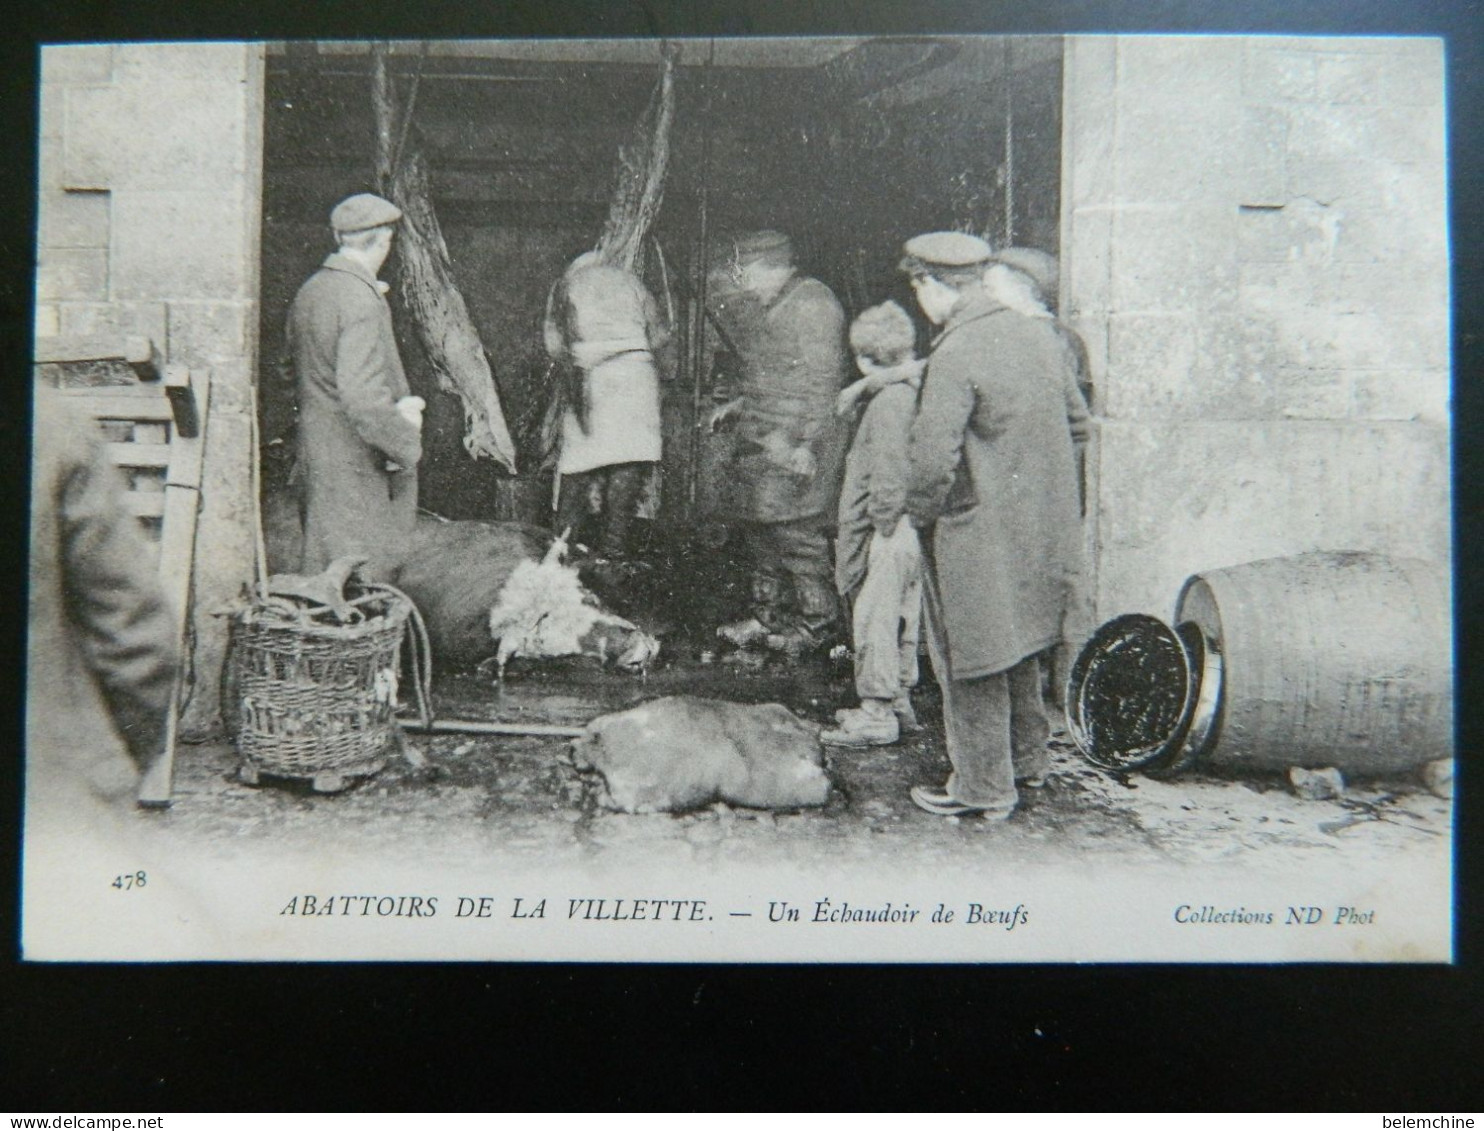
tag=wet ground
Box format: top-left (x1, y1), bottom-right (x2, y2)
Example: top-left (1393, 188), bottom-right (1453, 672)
top-left (144, 645), bottom-right (1453, 874)
top-left (136, 524), bottom-right (1452, 875)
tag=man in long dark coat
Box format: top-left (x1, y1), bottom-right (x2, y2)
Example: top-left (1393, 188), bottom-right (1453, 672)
top-left (708, 231), bottom-right (851, 654)
top-left (287, 193), bottom-right (424, 579)
top-left (902, 232), bottom-right (1087, 821)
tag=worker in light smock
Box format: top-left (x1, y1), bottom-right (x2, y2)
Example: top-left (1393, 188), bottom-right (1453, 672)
top-left (545, 251), bottom-right (670, 563)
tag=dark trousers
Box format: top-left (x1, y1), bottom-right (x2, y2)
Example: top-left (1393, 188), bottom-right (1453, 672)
top-left (745, 517), bottom-right (839, 637)
top-left (556, 462), bottom-right (650, 559)
top-left (922, 561), bottom-right (1050, 808)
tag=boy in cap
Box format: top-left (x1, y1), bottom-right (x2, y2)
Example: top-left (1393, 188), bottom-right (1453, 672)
top-left (707, 230), bottom-right (851, 656)
top-left (822, 300), bottom-right (926, 746)
top-left (286, 192), bottom-right (425, 580)
top-left (901, 231), bottom-right (1085, 820)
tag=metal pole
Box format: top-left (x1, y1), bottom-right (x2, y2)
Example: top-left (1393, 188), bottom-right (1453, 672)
top-left (1002, 37), bottom-right (1015, 248)
top-left (400, 716), bottom-right (587, 739)
top-left (687, 38), bottom-right (716, 513)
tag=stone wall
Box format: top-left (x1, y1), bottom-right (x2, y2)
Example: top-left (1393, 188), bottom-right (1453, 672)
top-left (1061, 35), bottom-right (1449, 620)
top-left (37, 42), bottom-right (267, 736)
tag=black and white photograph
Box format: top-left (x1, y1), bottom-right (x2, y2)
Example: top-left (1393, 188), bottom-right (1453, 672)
top-left (24, 33), bottom-right (1453, 963)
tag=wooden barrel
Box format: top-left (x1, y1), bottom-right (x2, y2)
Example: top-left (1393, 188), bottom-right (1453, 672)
top-left (1174, 552), bottom-right (1451, 774)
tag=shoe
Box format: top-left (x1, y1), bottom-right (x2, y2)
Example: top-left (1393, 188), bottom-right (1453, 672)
top-left (1017, 773), bottom-right (1048, 790)
top-left (717, 616), bottom-right (769, 648)
top-left (836, 701), bottom-right (923, 733)
top-left (821, 707), bottom-right (900, 748)
top-left (893, 698), bottom-right (925, 735)
top-left (910, 785), bottom-right (1014, 820)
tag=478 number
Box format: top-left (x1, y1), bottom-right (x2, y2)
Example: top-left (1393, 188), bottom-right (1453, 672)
top-left (111, 871), bottom-right (146, 891)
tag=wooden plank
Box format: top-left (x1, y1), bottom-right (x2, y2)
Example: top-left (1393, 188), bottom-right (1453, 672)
top-left (105, 442), bottom-right (172, 469)
top-left (35, 333), bottom-right (162, 380)
top-left (164, 365), bottom-right (201, 439)
top-left (61, 390), bottom-right (175, 423)
top-left (137, 368), bottom-right (211, 807)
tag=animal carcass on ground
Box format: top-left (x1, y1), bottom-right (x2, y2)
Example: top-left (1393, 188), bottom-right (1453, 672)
top-left (262, 492), bottom-right (658, 675)
top-left (570, 696), bottom-right (832, 813)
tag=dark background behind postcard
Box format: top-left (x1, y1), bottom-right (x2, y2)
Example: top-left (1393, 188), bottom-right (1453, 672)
top-left (1, 0), bottom-right (1480, 1112)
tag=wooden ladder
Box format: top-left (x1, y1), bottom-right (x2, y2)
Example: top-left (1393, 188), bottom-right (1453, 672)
top-left (35, 334), bottom-right (212, 807)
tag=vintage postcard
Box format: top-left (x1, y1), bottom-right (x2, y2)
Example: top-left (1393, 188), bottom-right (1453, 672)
top-left (25, 34), bottom-right (1452, 962)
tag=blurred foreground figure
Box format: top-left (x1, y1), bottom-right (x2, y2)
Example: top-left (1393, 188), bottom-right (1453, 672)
top-left (26, 384), bottom-right (178, 820)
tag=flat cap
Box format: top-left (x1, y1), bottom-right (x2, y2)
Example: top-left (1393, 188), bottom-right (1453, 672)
top-left (901, 231), bottom-right (993, 270)
top-left (991, 246), bottom-right (1059, 306)
top-left (330, 193), bottom-right (403, 233)
top-left (732, 229), bottom-right (794, 266)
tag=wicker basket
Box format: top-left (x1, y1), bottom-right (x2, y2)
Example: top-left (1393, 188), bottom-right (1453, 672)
top-left (225, 585), bottom-right (412, 787)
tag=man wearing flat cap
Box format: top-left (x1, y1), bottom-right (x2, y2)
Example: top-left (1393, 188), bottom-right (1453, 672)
top-left (707, 230), bottom-right (851, 655)
top-left (899, 231), bottom-right (1086, 821)
top-left (286, 192), bottom-right (425, 579)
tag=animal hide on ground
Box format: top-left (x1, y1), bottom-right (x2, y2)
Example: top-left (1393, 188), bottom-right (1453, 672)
top-left (372, 45), bottom-right (518, 472)
top-left (571, 696), bottom-right (832, 813)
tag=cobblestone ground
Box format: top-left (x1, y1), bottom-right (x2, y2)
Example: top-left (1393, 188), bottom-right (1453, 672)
top-left (142, 650), bottom-right (1452, 875)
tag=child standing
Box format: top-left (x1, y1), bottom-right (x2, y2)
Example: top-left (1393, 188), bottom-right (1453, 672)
top-left (822, 301), bottom-right (925, 747)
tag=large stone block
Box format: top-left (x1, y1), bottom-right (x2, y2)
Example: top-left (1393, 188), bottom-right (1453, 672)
top-left (1236, 197), bottom-right (1343, 265)
top-left (1286, 104), bottom-right (1443, 170)
top-left (38, 82), bottom-right (63, 142)
top-left (34, 304), bottom-right (60, 338)
top-left (112, 42), bottom-right (250, 84)
top-left (58, 300), bottom-right (168, 347)
top-left (1351, 369), bottom-right (1450, 425)
top-left (1234, 104), bottom-right (1290, 207)
top-left (57, 301), bottom-right (167, 348)
top-left (1242, 41), bottom-right (1319, 102)
top-left (1063, 37), bottom-right (1118, 208)
top-left (1090, 418), bottom-right (1450, 618)
top-left (1267, 367), bottom-right (1352, 420)
top-left (64, 81), bottom-right (249, 193)
top-left (1065, 204), bottom-right (1114, 320)
top-left (1331, 260), bottom-right (1449, 322)
top-left (1268, 309), bottom-right (1411, 372)
top-left (1382, 41), bottom-right (1444, 106)
top-left (38, 189), bottom-right (110, 250)
top-left (1329, 165), bottom-right (1447, 266)
top-left (1284, 156), bottom-right (1378, 209)
top-left (1103, 312), bottom-right (1197, 418)
top-left (193, 355), bottom-right (255, 415)
top-left (1314, 53), bottom-right (1387, 105)
top-left (166, 300), bottom-right (253, 368)
top-left (1112, 93), bottom-right (1245, 204)
top-left (36, 247), bottom-right (107, 301)
top-left (40, 44), bottom-right (113, 84)
top-left (1109, 204), bottom-right (1238, 312)
top-left (1113, 36), bottom-right (1245, 100)
top-left (110, 190), bottom-right (251, 301)
top-left (1238, 259), bottom-right (1332, 318)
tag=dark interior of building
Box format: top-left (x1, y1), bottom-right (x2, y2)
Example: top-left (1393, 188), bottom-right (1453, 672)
top-left (257, 37), bottom-right (1063, 528)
